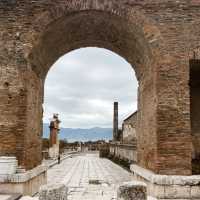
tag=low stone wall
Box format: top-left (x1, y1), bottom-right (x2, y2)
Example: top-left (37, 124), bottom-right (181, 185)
top-left (0, 164), bottom-right (47, 196)
top-left (131, 164), bottom-right (200, 200)
top-left (109, 143), bottom-right (137, 163)
top-left (99, 143), bottom-right (110, 158)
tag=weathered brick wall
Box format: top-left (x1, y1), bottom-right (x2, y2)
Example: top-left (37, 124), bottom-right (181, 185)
top-left (0, 0), bottom-right (199, 174)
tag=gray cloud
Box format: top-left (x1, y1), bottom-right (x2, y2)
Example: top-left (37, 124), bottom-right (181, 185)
top-left (43, 47), bottom-right (138, 128)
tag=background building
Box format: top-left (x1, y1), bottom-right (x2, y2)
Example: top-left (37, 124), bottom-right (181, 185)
top-left (122, 111), bottom-right (137, 144)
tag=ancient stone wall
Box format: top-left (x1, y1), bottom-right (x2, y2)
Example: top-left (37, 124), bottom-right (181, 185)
top-left (122, 112), bottom-right (137, 144)
top-left (110, 143), bottom-right (137, 163)
top-left (0, 0), bottom-right (200, 175)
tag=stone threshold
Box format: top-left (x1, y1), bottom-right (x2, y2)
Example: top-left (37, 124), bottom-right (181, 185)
top-left (130, 164), bottom-right (200, 186)
top-left (0, 164), bottom-right (47, 183)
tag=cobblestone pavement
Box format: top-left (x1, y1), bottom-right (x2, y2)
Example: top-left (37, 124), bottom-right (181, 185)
top-left (47, 153), bottom-right (133, 200)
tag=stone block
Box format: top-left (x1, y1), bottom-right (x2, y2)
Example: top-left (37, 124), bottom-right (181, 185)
top-left (164, 185), bottom-right (191, 199)
top-left (148, 183), bottom-right (165, 199)
top-left (117, 181), bottom-right (147, 200)
top-left (191, 186), bottom-right (200, 198)
top-left (0, 157), bottom-right (17, 175)
top-left (39, 183), bottom-right (68, 200)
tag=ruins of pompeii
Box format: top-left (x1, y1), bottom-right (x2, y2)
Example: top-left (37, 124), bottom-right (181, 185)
top-left (1, 0), bottom-right (200, 200)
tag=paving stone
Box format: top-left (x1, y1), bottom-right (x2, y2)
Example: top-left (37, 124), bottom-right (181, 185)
top-left (47, 153), bottom-right (133, 200)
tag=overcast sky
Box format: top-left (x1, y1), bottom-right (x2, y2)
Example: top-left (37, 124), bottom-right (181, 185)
top-left (43, 47), bottom-right (138, 128)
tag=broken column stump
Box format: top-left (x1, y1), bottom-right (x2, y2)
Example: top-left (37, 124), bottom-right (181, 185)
top-left (39, 183), bottom-right (68, 200)
top-left (117, 181), bottom-right (147, 200)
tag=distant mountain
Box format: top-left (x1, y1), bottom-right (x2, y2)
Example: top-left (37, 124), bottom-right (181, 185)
top-left (43, 123), bottom-right (112, 142)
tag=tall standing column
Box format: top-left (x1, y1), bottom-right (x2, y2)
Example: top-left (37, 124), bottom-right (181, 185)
top-left (113, 102), bottom-right (118, 141)
top-left (49, 114), bottom-right (61, 158)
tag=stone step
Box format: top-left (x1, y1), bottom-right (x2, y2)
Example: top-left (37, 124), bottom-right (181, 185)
top-left (0, 194), bottom-right (22, 200)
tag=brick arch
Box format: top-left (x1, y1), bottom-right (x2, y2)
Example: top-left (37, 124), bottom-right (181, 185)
top-left (25, 2), bottom-right (168, 173)
top-left (27, 0), bottom-right (163, 80)
top-left (0, 0), bottom-right (193, 176)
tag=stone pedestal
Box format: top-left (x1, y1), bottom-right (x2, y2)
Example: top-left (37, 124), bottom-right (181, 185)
top-left (0, 156), bottom-right (17, 175)
top-left (117, 181), bottom-right (147, 200)
top-left (49, 144), bottom-right (59, 159)
top-left (131, 164), bottom-right (200, 200)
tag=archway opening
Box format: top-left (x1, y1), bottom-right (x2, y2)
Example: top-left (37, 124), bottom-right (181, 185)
top-left (190, 59), bottom-right (200, 174)
top-left (27, 9), bottom-right (159, 171)
top-left (18, 6), bottom-right (181, 175)
top-left (42, 47), bottom-right (138, 154)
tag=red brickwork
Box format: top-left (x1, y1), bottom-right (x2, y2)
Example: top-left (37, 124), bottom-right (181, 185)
top-left (0, 0), bottom-right (199, 174)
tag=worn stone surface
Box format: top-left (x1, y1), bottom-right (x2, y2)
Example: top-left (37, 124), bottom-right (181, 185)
top-left (1, 0), bottom-right (200, 175)
top-left (46, 153), bottom-right (133, 199)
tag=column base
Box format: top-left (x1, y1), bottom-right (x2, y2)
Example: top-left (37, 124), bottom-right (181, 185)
top-left (0, 164), bottom-right (47, 196)
top-left (130, 164), bottom-right (200, 200)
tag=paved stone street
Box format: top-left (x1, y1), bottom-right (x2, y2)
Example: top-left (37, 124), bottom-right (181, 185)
top-left (47, 153), bottom-right (133, 200)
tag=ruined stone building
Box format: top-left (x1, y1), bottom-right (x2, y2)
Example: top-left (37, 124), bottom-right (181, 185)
top-left (122, 111), bottom-right (137, 144)
top-left (110, 103), bottom-right (137, 163)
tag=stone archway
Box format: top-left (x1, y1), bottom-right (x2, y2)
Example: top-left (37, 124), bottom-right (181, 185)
top-left (0, 0), bottom-right (192, 177)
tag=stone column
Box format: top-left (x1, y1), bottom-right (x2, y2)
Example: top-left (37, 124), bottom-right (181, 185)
top-left (49, 114), bottom-right (61, 158)
top-left (113, 102), bottom-right (118, 141)
top-left (117, 181), bottom-right (147, 200)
